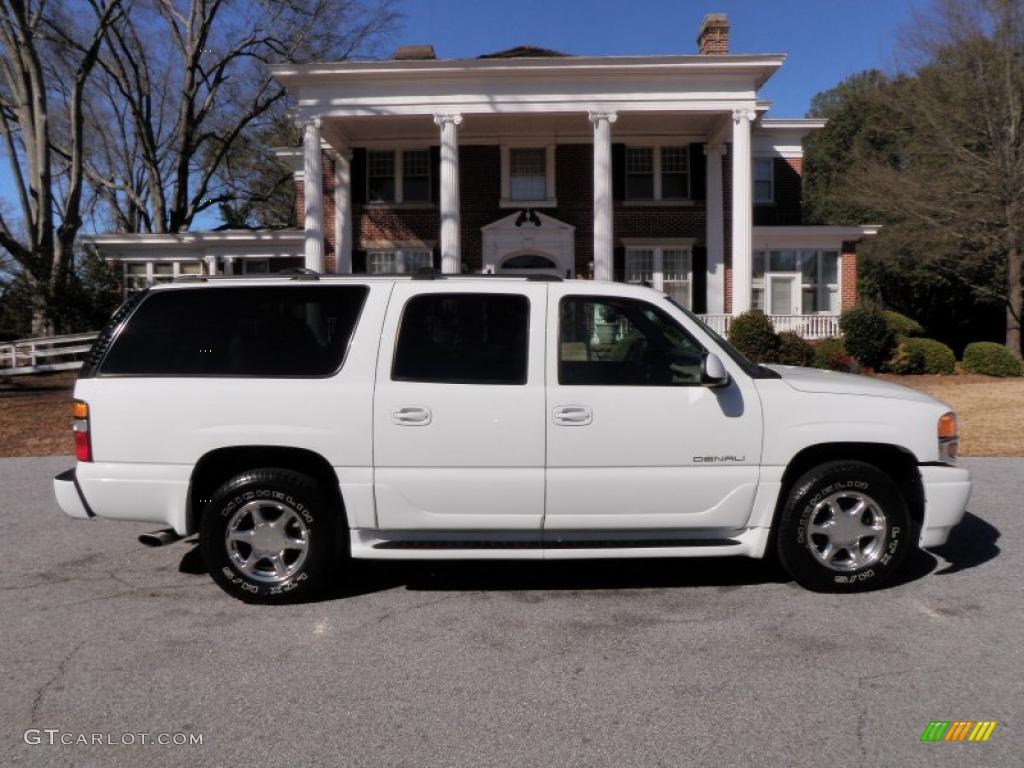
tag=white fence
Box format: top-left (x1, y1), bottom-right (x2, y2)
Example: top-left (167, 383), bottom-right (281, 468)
top-left (0, 332), bottom-right (99, 376)
top-left (697, 314), bottom-right (840, 340)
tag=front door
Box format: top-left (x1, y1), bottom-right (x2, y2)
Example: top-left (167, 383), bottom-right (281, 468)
top-left (767, 273), bottom-right (800, 316)
top-left (373, 283), bottom-right (548, 530)
top-left (544, 288), bottom-right (763, 530)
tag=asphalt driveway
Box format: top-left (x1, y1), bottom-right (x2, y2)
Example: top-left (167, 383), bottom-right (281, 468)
top-left (1, 456), bottom-right (1019, 767)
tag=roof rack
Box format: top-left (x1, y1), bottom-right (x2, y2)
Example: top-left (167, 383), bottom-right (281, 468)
top-left (409, 269), bottom-right (562, 282)
top-left (171, 269), bottom-right (563, 283)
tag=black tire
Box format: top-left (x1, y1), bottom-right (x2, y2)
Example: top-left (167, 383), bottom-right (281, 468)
top-left (200, 468), bottom-right (339, 603)
top-left (776, 460), bottom-right (913, 592)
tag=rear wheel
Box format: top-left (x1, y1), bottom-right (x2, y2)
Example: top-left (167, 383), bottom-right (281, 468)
top-left (200, 468), bottom-right (338, 603)
top-left (776, 460), bottom-right (913, 592)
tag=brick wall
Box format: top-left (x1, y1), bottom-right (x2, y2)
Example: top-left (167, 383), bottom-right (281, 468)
top-left (841, 242), bottom-right (858, 310)
top-left (753, 157), bottom-right (802, 226)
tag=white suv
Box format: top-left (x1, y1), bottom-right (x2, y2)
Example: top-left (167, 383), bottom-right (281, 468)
top-left (54, 274), bottom-right (971, 601)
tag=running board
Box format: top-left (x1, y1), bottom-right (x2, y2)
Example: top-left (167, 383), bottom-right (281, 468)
top-left (351, 528), bottom-right (769, 561)
top-left (372, 537), bottom-right (739, 550)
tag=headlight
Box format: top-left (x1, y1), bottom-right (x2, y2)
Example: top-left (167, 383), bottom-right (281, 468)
top-left (938, 412), bottom-right (958, 464)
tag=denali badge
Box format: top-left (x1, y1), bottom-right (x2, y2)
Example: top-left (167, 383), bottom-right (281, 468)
top-left (693, 456), bottom-right (746, 463)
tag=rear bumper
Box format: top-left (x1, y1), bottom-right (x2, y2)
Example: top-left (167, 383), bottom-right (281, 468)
top-left (53, 468), bottom-right (95, 520)
top-left (919, 465), bottom-right (972, 548)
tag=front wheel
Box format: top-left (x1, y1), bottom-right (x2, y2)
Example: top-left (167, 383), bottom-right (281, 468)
top-left (776, 460), bottom-right (913, 592)
top-left (200, 468), bottom-right (338, 603)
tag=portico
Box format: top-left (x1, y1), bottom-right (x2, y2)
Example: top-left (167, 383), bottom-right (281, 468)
top-left (273, 50), bottom-right (780, 316)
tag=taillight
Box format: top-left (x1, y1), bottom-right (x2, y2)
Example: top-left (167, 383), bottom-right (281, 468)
top-left (73, 400), bottom-right (92, 462)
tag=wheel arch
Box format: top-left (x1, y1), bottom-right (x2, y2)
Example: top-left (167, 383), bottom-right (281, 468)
top-left (773, 442), bottom-right (925, 532)
top-left (186, 446), bottom-right (346, 536)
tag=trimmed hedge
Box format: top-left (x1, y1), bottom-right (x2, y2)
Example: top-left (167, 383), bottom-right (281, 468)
top-left (839, 306), bottom-right (895, 370)
top-left (888, 337), bottom-right (955, 375)
top-left (775, 331), bottom-right (815, 366)
top-left (728, 311), bottom-right (779, 362)
top-left (962, 342), bottom-right (1023, 377)
top-left (882, 310), bottom-right (925, 338)
top-left (812, 337), bottom-right (855, 372)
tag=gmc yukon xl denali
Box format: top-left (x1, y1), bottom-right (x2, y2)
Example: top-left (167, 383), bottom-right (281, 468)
top-left (54, 274), bottom-right (971, 602)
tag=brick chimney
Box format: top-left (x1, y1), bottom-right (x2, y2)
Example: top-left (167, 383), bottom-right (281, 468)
top-left (394, 45), bottom-right (436, 60)
top-left (697, 13), bottom-right (729, 55)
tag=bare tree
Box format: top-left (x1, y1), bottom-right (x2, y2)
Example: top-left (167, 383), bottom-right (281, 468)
top-left (840, 0), bottom-right (1024, 356)
top-left (0, 0), bottom-right (123, 333)
top-left (76, 0), bottom-right (398, 234)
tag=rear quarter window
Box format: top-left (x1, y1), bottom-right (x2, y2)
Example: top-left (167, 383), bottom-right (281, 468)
top-left (99, 285), bottom-right (369, 377)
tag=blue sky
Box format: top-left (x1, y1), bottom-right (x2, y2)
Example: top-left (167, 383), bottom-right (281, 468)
top-left (1, 0), bottom-right (914, 236)
top-left (394, 0), bottom-right (916, 116)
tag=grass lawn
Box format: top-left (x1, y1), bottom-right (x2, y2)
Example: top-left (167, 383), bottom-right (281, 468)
top-left (1, 369), bottom-right (1022, 458)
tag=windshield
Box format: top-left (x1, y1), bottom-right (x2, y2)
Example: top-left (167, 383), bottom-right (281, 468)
top-left (663, 296), bottom-right (780, 379)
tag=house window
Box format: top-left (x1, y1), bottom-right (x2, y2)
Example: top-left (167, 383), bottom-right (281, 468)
top-left (625, 145), bottom-right (690, 201)
top-left (367, 249), bottom-right (433, 274)
top-left (625, 148), bottom-right (654, 199)
top-left (367, 150), bottom-right (396, 202)
top-left (500, 146), bottom-right (555, 206)
top-left (366, 148), bottom-right (432, 203)
top-left (753, 158), bottom-right (774, 203)
top-left (402, 149), bottom-right (431, 202)
top-left (660, 147), bottom-right (690, 199)
top-left (624, 246), bottom-right (693, 309)
top-left (509, 148), bottom-right (547, 201)
top-left (752, 250), bottom-right (839, 313)
top-left (122, 261), bottom-right (204, 294)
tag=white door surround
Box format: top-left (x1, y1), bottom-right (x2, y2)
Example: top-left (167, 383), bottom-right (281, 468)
top-left (482, 211), bottom-right (576, 278)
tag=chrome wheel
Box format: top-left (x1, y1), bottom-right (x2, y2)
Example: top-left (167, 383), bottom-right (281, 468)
top-left (806, 491), bottom-right (887, 572)
top-left (225, 500), bottom-right (310, 584)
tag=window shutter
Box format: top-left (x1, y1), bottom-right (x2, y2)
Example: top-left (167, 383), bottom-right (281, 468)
top-left (432, 244), bottom-right (442, 271)
top-left (350, 148), bottom-right (367, 204)
top-left (430, 146), bottom-right (441, 203)
top-left (690, 245), bottom-right (707, 314)
top-left (611, 143), bottom-right (626, 201)
top-left (689, 143), bottom-right (706, 200)
top-left (352, 249), bottom-right (367, 274)
top-left (613, 246), bottom-right (625, 282)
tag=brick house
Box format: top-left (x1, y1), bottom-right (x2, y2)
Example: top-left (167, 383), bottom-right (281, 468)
top-left (85, 13), bottom-right (877, 338)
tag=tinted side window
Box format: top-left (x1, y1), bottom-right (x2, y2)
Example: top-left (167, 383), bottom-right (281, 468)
top-left (100, 285), bottom-right (368, 376)
top-left (559, 296), bottom-right (705, 386)
top-left (392, 293), bottom-right (529, 384)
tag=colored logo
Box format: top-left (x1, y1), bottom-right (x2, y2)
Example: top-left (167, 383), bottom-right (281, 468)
top-left (921, 721), bottom-right (997, 742)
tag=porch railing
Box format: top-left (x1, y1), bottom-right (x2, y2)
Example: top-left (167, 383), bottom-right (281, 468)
top-left (697, 314), bottom-right (840, 340)
top-left (0, 332), bottom-right (99, 376)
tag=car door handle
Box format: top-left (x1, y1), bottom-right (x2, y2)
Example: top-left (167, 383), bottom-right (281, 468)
top-left (552, 405), bottom-right (593, 426)
top-left (392, 405), bottom-right (432, 426)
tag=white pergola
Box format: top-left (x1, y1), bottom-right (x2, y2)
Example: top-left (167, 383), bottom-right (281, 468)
top-left (272, 53), bottom-right (786, 315)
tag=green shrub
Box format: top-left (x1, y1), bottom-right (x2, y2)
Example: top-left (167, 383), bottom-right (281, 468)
top-left (888, 337), bottom-right (955, 374)
top-left (775, 331), bottom-right (815, 366)
top-left (811, 337), bottom-right (855, 372)
top-left (839, 306), bottom-right (895, 370)
top-left (728, 311), bottom-right (779, 362)
top-left (962, 342), bottom-right (1023, 377)
top-left (882, 310), bottom-right (925, 338)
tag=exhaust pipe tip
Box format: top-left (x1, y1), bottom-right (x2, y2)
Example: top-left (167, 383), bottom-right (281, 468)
top-left (139, 528), bottom-right (184, 547)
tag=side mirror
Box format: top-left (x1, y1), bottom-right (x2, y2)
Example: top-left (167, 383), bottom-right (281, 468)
top-left (701, 353), bottom-right (730, 388)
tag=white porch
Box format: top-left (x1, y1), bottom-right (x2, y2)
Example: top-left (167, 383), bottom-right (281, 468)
top-left (273, 52), bottom-right (785, 317)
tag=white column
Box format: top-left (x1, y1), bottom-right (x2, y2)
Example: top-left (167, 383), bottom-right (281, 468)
top-left (589, 110), bottom-right (617, 282)
top-left (302, 118), bottom-right (325, 273)
top-left (333, 149), bottom-right (352, 273)
top-left (434, 113), bottom-right (463, 273)
top-left (205, 255), bottom-right (217, 276)
top-left (730, 108), bottom-right (755, 315)
top-left (704, 143), bottom-right (726, 314)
